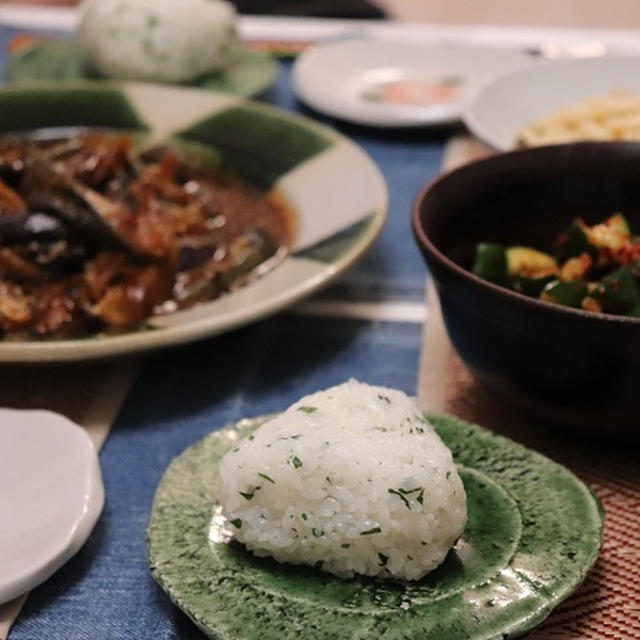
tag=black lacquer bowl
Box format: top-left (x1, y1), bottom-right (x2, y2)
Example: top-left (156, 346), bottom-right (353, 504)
top-left (412, 142), bottom-right (640, 436)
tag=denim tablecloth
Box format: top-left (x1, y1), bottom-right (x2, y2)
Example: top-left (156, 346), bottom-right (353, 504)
top-left (1, 26), bottom-right (449, 640)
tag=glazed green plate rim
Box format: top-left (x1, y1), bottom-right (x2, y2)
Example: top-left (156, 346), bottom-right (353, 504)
top-left (7, 39), bottom-right (280, 98)
top-left (147, 412), bottom-right (604, 640)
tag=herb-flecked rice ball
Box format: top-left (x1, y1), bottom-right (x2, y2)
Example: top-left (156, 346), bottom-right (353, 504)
top-left (79, 0), bottom-right (239, 83)
top-left (218, 380), bottom-right (467, 581)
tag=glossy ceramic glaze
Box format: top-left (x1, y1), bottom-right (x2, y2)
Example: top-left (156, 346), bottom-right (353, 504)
top-left (147, 413), bottom-right (603, 640)
top-left (413, 142), bottom-right (640, 435)
top-left (0, 82), bottom-right (386, 363)
top-left (0, 410), bottom-right (104, 604)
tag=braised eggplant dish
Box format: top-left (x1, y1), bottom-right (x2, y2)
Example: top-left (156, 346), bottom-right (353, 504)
top-left (473, 213), bottom-right (640, 316)
top-left (0, 132), bottom-right (292, 339)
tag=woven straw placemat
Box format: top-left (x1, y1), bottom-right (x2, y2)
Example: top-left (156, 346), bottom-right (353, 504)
top-left (419, 283), bottom-right (640, 639)
top-left (419, 137), bottom-right (640, 638)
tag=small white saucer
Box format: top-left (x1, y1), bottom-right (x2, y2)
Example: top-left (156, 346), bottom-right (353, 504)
top-left (293, 39), bottom-right (532, 128)
top-left (0, 409), bottom-right (104, 604)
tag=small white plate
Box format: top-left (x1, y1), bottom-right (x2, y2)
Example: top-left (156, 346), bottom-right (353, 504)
top-left (293, 39), bottom-right (531, 128)
top-left (465, 55), bottom-right (640, 149)
top-left (0, 410), bottom-right (104, 604)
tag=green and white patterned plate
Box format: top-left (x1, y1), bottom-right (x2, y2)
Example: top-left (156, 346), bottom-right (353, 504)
top-left (0, 82), bottom-right (386, 362)
top-left (7, 39), bottom-right (279, 98)
top-left (147, 412), bottom-right (604, 640)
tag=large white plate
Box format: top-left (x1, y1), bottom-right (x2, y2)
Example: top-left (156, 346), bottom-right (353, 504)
top-left (293, 39), bottom-right (531, 128)
top-left (0, 82), bottom-right (387, 362)
top-left (465, 55), bottom-right (640, 149)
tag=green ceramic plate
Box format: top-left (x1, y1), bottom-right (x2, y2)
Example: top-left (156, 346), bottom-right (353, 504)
top-left (147, 412), bottom-right (604, 640)
top-left (0, 82), bottom-right (386, 362)
top-left (7, 39), bottom-right (279, 98)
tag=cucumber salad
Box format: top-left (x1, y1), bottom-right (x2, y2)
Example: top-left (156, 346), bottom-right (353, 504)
top-left (473, 213), bottom-right (640, 316)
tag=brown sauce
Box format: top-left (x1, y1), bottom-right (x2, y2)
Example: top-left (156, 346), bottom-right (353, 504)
top-left (0, 132), bottom-right (294, 338)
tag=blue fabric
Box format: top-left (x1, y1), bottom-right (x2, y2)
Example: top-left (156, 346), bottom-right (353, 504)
top-left (0, 26), bottom-right (450, 639)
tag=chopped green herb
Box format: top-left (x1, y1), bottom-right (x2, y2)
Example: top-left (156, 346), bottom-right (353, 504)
top-left (230, 518), bottom-right (242, 529)
top-left (291, 456), bottom-right (303, 469)
top-left (446, 471), bottom-right (452, 479)
top-left (326, 477), bottom-right (332, 484)
top-left (407, 555), bottom-right (413, 561)
top-left (388, 486), bottom-right (424, 510)
top-left (388, 488), bottom-right (411, 509)
top-left (258, 473), bottom-right (275, 484)
top-left (372, 426), bottom-right (388, 432)
top-left (239, 486), bottom-right (261, 500)
top-left (312, 528), bottom-right (324, 537)
top-left (290, 434), bottom-right (302, 439)
top-left (248, 435), bottom-right (255, 441)
top-left (232, 447), bottom-right (239, 453)
top-left (378, 553), bottom-right (389, 566)
top-left (314, 560), bottom-right (324, 570)
top-left (397, 487), bottom-right (422, 495)
top-left (301, 513), bottom-right (308, 521)
top-left (341, 543), bottom-right (351, 549)
top-left (297, 406), bottom-right (317, 414)
top-left (377, 394), bottom-right (391, 404)
top-left (360, 527), bottom-right (382, 536)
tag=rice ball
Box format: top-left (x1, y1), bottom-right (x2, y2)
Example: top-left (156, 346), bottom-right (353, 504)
top-left (218, 380), bottom-right (467, 581)
top-left (79, 0), bottom-right (240, 83)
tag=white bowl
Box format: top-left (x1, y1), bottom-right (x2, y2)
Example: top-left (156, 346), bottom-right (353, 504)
top-left (465, 55), bottom-right (640, 149)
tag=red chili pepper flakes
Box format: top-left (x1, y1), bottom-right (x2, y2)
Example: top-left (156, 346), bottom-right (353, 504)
top-left (7, 33), bottom-right (41, 55)
top-left (245, 39), bottom-right (310, 58)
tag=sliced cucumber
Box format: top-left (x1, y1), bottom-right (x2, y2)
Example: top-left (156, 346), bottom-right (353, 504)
top-left (593, 262), bottom-right (640, 313)
top-left (506, 246), bottom-right (557, 278)
top-left (473, 243), bottom-right (507, 286)
top-left (626, 304), bottom-right (640, 318)
top-left (554, 221), bottom-right (597, 263)
top-left (511, 274), bottom-right (556, 296)
top-left (541, 279), bottom-right (588, 308)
